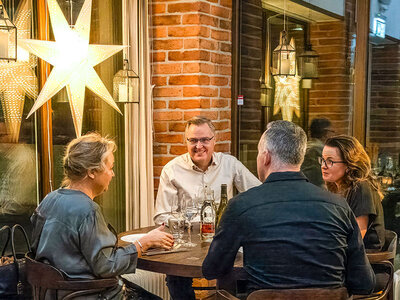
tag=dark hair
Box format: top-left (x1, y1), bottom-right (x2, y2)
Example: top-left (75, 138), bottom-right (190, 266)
top-left (325, 135), bottom-right (382, 199)
top-left (310, 118), bottom-right (332, 139)
top-left (62, 133), bottom-right (116, 187)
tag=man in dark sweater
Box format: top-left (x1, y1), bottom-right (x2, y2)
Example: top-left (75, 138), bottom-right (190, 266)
top-left (202, 120), bottom-right (375, 296)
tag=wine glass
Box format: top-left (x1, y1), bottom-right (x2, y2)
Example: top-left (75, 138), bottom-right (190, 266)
top-left (170, 195), bottom-right (185, 244)
top-left (182, 196), bottom-right (198, 247)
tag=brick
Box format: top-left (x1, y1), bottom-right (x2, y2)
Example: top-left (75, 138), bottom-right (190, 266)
top-left (169, 122), bottom-right (186, 132)
top-left (153, 39), bottom-right (183, 50)
top-left (153, 26), bottom-right (167, 38)
top-left (153, 87), bottom-right (182, 97)
top-left (212, 99), bottom-right (228, 108)
top-left (152, 76), bottom-right (167, 86)
top-left (220, 42), bottom-right (231, 52)
top-left (153, 63), bottom-right (181, 74)
top-left (153, 156), bottom-right (175, 166)
top-left (317, 38), bottom-right (346, 46)
top-left (213, 120), bottom-right (230, 131)
top-left (168, 26), bottom-right (210, 38)
top-left (153, 15), bottom-right (181, 26)
top-left (168, 2), bottom-right (210, 13)
top-left (154, 145), bottom-right (168, 154)
top-left (182, 63), bottom-right (216, 74)
top-left (200, 99), bottom-right (211, 108)
top-left (211, 29), bottom-right (230, 41)
top-left (211, 76), bottom-right (229, 86)
top-left (169, 75), bottom-right (210, 85)
top-left (184, 39), bottom-right (218, 51)
top-left (219, 19), bottom-right (231, 30)
top-left (169, 99), bottom-right (201, 109)
top-left (220, 0), bottom-right (232, 8)
top-left (153, 166), bottom-right (163, 177)
top-left (184, 110), bottom-right (218, 120)
top-left (169, 50), bottom-right (210, 62)
top-left (219, 110), bottom-right (231, 119)
top-left (154, 133), bottom-right (184, 143)
top-left (170, 145), bottom-right (188, 155)
top-left (216, 131), bottom-right (231, 141)
top-left (215, 143), bottom-right (231, 152)
top-left (183, 87), bottom-right (218, 97)
top-left (182, 14), bottom-right (218, 27)
top-left (153, 100), bottom-right (167, 109)
top-left (217, 65), bottom-right (232, 75)
top-left (219, 88), bottom-right (231, 98)
top-left (211, 5), bottom-right (231, 19)
top-left (153, 111), bottom-right (183, 121)
top-left (211, 53), bottom-right (231, 64)
top-left (152, 4), bottom-right (166, 14)
top-left (152, 52), bottom-right (166, 62)
top-left (154, 122), bottom-right (167, 133)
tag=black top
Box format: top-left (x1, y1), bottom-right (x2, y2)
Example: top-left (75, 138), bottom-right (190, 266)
top-left (202, 172), bottom-right (375, 295)
top-left (346, 181), bottom-right (385, 250)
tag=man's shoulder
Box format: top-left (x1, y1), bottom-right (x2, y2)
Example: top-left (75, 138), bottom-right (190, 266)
top-left (215, 152), bottom-right (240, 164)
top-left (162, 153), bottom-right (191, 170)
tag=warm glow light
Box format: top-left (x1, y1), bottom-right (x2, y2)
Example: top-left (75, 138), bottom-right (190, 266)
top-left (19, 0), bottom-right (124, 137)
top-left (0, 0), bottom-right (37, 143)
top-left (273, 38), bottom-right (300, 122)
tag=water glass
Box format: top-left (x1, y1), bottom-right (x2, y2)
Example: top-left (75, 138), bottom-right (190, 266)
top-left (168, 216), bottom-right (184, 243)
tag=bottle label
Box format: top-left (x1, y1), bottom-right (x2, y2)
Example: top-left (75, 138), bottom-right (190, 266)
top-left (201, 223), bottom-right (215, 233)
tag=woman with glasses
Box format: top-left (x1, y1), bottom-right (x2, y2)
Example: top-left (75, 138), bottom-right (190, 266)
top-left (31, 133), bottom-right (174, 299)
top-left (320, 135), bottom-right (384, 250)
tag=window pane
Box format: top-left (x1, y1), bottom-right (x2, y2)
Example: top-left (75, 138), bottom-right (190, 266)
top-left (51, 0), bottom-right (126, 233)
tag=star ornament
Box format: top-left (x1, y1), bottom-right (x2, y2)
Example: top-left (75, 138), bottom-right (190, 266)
top-left (0, 0), bottom-right (38, 143)
top-left (19, 0), bottom-right (124, 137)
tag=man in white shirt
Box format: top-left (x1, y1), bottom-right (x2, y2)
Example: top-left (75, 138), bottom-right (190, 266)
top-left (154, 116), bottom-right (261, 299)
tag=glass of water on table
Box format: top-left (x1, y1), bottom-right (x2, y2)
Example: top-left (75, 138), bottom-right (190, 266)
top-left (169, 196), bottom-right (185, 244)
top-left (182, 196), bottom-right (198, 247)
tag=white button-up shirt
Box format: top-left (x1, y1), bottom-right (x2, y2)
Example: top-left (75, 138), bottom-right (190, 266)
top-left (154, 152), bottom-right (261, 225)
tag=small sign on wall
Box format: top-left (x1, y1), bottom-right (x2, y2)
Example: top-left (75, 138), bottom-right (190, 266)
top-left (237, 95), bottom-right (244, 105)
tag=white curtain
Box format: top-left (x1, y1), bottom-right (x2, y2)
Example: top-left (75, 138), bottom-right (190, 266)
top-left (124, 0), bottom-right (154, 229)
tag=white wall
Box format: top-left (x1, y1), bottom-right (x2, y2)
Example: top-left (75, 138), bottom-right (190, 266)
top-left (370, 0), bottom-right (400, 40)
top-left (296, 0), bottom-right (345, 16)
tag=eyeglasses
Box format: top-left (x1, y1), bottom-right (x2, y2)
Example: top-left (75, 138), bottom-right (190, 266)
top-left (318, 157), bottom-right (346, 168)
top-left (186, 136), bottom-right (214, 145)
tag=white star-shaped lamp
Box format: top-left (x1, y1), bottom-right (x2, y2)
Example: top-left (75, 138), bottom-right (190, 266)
top-left (0, 0), bottom-right (38, 143)
top-left (19, 0), bottom-right (124, 137)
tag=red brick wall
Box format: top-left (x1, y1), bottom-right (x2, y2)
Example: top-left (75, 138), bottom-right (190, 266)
top-left (369, 44), bottom-right (400, 156)
top-left (308, 0), bottom-right (355, 134)
top-left (151, 0), bottom-right (232, 192)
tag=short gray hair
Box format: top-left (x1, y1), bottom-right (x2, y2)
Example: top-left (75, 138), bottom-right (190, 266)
top-left (185, 116), bottom-right (215, 135)
top-left (260, 120), bottom-right (307, 166)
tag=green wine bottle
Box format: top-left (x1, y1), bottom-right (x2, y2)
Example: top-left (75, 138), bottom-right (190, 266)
top-left (216, 184), bottom-right (228, 228)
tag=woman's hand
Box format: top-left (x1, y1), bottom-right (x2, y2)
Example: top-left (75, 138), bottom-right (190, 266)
top-left (138, 225), bottom-right (174, 252)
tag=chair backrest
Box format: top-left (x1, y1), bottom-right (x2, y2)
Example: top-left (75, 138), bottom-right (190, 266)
top-left (367, 230), bottom-right (397, 264)
top-left (246, 287), bottom-right (349, 300)
top-left (25, 252), bottom-right (118, 300)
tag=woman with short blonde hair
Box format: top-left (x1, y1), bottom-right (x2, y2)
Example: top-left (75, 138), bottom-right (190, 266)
top-left (31, 132), bottom-right (173, 299)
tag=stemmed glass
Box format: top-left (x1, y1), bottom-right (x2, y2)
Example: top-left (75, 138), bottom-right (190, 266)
top-left (170, 196), bottom-right (185, 244)
top-left (182, 196), bottom-right (198, 247)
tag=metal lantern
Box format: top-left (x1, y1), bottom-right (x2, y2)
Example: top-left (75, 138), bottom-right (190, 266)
top-left (113, 59), bottom-right (139, 103)
top-left (0, 5), bottom-right (17, 61)
top-left (298, 44), bottom-right (319, 79)
top-left (272, 31), bottom-right (296, 77)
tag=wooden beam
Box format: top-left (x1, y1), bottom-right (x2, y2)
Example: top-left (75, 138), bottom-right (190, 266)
top-left (37, 0), bottom-right (53, 196)
top-left (353, 0), bottom-right (370, 145)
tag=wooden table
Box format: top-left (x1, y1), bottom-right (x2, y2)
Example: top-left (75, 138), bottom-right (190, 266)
top-left (119, 224), bottom-right (244, 279)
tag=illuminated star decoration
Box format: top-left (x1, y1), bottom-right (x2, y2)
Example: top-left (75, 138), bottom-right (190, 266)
top-left (19, 0), bottom-right (124, 137)
top-left (0, 0), bottom-right (38, 143)
top-left (273, 37), bottom-right (301, 122)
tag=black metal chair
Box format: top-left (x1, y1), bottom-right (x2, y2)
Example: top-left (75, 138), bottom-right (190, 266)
top-left (25, 252), bottom-right (118, 300)
top-left (353, 261), bottom-right (394, 300)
